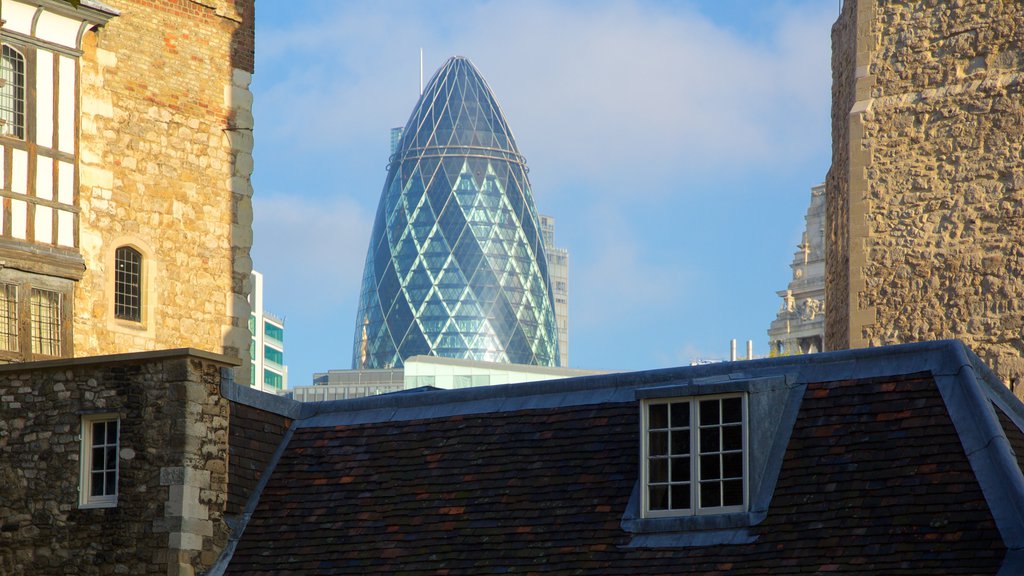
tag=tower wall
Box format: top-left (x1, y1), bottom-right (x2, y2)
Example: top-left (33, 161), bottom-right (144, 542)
top-left (827, 0), bottom-right (1024, 390)
top-left (76, 0), bottom-right (255, 382)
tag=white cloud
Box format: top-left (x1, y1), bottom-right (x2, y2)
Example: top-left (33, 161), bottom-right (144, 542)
top-left (252, 193), bottom-right (371, 317)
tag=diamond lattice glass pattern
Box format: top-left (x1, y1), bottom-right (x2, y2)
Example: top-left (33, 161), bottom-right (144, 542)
top-left (353, 57), bottom-right (560, 369)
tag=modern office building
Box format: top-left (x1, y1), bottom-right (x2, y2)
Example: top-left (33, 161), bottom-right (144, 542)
top-left (352, 56), bottom-right (560, 369)
top-left (249, 271), bottom-right (287, 393)
top-left (768, 184), bottom-right (825, 356)
top-left (293, 355), bottom-right (605, 402)
top-left (540, 215), bottom-right (569, 367)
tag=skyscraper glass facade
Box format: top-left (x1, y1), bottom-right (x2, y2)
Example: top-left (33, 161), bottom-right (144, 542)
top-left (353, 56), bottom-right (560, 369)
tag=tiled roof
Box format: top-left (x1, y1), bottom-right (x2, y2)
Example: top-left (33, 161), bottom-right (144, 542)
top-left (216, 341), bottom-right (1024, 574)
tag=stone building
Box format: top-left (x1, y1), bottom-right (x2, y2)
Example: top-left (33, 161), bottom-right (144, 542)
top-left (827, 0), bottom-right (1024, 392)
top-left (768, 184), bottom-right (825, 356)
top-left (7, 341), bottom-right (1024, 574)
top-left (0, 0), bottom-right (254, 382)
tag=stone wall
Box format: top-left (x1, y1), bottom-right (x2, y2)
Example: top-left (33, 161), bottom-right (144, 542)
top-left (827, 0), bottom-right (1024, 391)
top-left (0, 350), bottom-right (236, 576)
top-left (75, 0), bottom-right (255, 384)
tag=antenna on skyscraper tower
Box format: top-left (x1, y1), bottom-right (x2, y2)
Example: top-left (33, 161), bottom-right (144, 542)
top-left (419, 48), bottom-right (424, 95)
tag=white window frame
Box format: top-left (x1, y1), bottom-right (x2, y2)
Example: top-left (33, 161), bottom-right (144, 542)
top-left (640, 393), bottom-right (747, 518)
top-left (79, 414), bottom-right (120, 509)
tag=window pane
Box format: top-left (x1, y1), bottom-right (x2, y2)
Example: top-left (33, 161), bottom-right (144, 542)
top-left (30, 289), bottom-right (61, 356)
top-left (649, 431), bottom-right (668, 456)
top-left (93, 422), bottom-right (105, 442)
top-left (91, 471), bottom-right (104, 497)
top-left (699, 399), bottom-right (719, 426)
top-left (670, 484), bottom-right (690, 510)
top-left (114, 247), bottom-right (142, 322)
top-left (723, 453), bottom-right (743, 479)
top-left (649, 404), bottom-right (668, 429)
top-left (699, 427), bottom-right (720, 453)
top-left (649, 486), bottom-right (668, 510)
top-left (0, 284), bottom-right (18, 352)
top-left (0, 45), bottom-right (26, 139)
top-left (649, 458), bottom-right (668, 483)
top-left (92, 446), bottom-right (105, 470)
top-left (106, 421), bottom-right (118, 444)
top-left (105, 471), bottom-right (117, 496)
top-left (105, 446), bottom-right (117, 468)
top-left (669, 401), bottom-right (688, 428)
top-left (670, 430), bottom-right (689, 455)
top-left (722, 424), bottom-right (742, 451)
top-left (670, 456), bottom-right (690, 482)
top-left (700, 481), bottom-right (721, 509)
top-left (723, 480), bottom-right (743, 506)
top-left (700, 454), bottom-right (721, 480)
top-left (722, 397), bottom-right (742, 423)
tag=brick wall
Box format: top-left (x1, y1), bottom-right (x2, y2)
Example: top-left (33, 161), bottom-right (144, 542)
top-left (827, 0), bottom-right (1024, 391)
top-left (227, 402), bottom-right (291, 516)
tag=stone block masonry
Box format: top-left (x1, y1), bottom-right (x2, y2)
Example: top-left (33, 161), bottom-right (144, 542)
top-left (0, 350), bottom-right (238, 575)
top-left (827, 0), bottom-right (1024, 393)
top-left (75, 0), bottom-right (256, 384)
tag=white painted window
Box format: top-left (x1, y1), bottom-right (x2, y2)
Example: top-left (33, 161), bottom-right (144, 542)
top-left (0, 45), bottom-right (26, 139)
top-left (80, 415), bottom-right (119, 508)
top-left (641, 394), bottom-right (746, 517)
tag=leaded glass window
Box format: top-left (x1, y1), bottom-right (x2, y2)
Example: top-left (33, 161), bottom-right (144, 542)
top-left (643, 395), bottom-right (746, 517)
top-left (0, 45), bottom-right (25, 139)
top-left (0, 283), bottom-right (18, 352)
top-left (30, 288), bottom-right (61, 356)
top-left (114, 246), bottom-right (142, 322)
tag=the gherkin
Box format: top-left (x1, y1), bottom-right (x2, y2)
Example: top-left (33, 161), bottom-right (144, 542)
top-left (352, 56), bottom-right (560, 369)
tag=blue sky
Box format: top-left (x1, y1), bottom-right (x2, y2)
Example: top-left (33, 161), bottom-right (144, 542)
top-left (250, 0), bottom-right (839, 386)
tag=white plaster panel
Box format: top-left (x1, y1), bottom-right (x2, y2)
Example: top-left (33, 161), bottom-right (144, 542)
top-left (0, 147), bottom-right (5, 188)
top-left (35, 206), bottom-right (53, 244)
top-left (11, 200), bottom-right (27, 240)
top-left (36, 156), bottom-right (54, 200)
top-left (10, 149), bottom-right (28, 195)
top-left (35, 53), bottom-right (55, 148)
top-left (58, 56), bottom-right (77, 154)
top-left (2, 2), bottom-right (37, 36)
top-left (57, 161), bottom-right (74, 204)
top-left (35, 12), bottom-right (84, 50)
top-left (57, 210), bottom-right (74, 247)
top-left (0, 202), bottom-right (5, 238)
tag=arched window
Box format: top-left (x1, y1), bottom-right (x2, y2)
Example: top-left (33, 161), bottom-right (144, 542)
top-left (114, 247), bottom-right (143, 322)
top-left (0, 45), bottom-right (25, 139)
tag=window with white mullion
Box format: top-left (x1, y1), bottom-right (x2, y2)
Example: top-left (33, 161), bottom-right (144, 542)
top-left (642, 394), bottom-right (746, 518)
top-left (79, 415), bottom-right (119, 508)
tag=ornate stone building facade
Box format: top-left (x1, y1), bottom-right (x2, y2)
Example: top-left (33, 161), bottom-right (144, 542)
top-left (827, 0), bottom-right (1024, 392)
top-left (768, 184), bottom-right (825, 356)
top-left (0, 0), bottom-right (254, 381)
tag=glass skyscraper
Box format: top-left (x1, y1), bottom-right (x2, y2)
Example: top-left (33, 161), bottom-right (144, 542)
top-left (353, 56), bottom-right (560, 369)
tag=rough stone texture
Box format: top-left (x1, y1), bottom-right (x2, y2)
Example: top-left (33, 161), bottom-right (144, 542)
top-left (827, 0), bottom-right (1024, 392)
top-left (75, 0), bottom-right (255, 383)
top-left (0, 352), bottom-right (235, 575)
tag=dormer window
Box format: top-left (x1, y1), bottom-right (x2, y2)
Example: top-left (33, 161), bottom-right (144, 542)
top-left (641, 394), bottom-right (746, 517)
top-left (0, 44), bottom-right (25, 139)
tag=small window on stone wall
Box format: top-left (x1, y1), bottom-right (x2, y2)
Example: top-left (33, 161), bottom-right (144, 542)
top-left (0, 45), bottom-right (26, 139)
top-left (115, 246), bottom-right (142, 322)
top-left (80, 415), bottom-right (120, 508)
